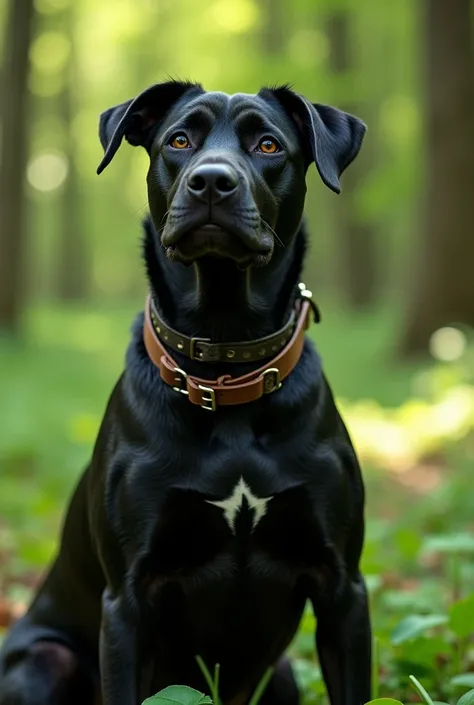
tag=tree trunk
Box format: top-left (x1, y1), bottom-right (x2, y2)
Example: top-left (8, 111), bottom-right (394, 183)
top-left (259, 0), bottom-right (285, 55)
top-left (327, 10), bottom-right (378, 309)
top-left (56, 5), bottom-right (89, 301)
top-left (0, 0), bottom-right (35, 333)
top-left (400, 0), bottom-right (474, 355)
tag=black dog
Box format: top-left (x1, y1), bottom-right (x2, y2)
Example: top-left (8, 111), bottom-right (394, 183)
top-left (0, 81), bottom-right (371, 705)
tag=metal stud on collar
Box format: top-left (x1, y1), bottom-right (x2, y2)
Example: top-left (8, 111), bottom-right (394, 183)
top-left (298, 281), bottom-right (313, 300)
top-left (298, 282), bottom-right (320, 324)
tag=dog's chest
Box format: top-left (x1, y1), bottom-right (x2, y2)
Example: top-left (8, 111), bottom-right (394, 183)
top-left (139, 461), bottom-right (316, 587)
top-left (204, 474), bottom-right (273, 533)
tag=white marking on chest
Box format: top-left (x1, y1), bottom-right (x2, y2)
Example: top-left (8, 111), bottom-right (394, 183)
top-left (206, 476), bottom-right (273, 533)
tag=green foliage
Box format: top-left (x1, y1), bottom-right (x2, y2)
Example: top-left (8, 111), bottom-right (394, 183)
top-left (143, 664), bottom-right (273, 705)
top-left (452, 677), bottom-right (474, 691)
top-left (449, 595), bottom-right (474, 639)
top-left (391, 615), bottom-right (448, 646)
top-left (1, 0), bottom-right (425, 304)
top-left (457, 691), bottom-right (474, 705)
top-left (143, 686), bottom-right (474, 705)
top-left (142, 686), bottom-right (212, 705)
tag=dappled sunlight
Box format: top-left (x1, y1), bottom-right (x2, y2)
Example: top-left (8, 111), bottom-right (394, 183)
top-left (207, 0), bottom-right (258, 34)
top-left (342, 378), bottom-right (474, 474)
top-left (334, 337), bottom-right (474, 481)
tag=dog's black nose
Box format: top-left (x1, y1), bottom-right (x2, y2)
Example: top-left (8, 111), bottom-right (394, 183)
top-left (187, 164), bottom-right (239, 203)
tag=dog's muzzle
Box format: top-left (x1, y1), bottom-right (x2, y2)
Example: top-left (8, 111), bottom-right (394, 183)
top-left (160, 162), bottom-right (274, 265)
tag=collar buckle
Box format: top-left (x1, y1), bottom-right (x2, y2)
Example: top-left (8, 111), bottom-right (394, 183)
top-left (262, 367), bottom-right (282, 394)
top-left (198, 384), bottom-right (217, 411)
top-left (190, 337), bottom-right (211, 361)
top-left (172, 367), bottom-right (189, 395)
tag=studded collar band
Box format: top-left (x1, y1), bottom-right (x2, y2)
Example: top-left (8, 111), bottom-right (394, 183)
top-left (149, 283), bottom-right (319, 364)
top-left (143, 287), bottom-right (317, 410)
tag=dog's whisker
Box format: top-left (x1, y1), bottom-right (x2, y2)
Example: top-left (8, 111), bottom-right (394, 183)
top-left (260, 219), bottom-right (285, 248)
top-left (160, 209), bottom-right (171, 228)
top-left (133, 201), bottom-right (150, 216)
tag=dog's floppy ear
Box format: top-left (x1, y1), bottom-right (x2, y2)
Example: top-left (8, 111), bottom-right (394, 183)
top-left (97, 80), bottom-right (204, 175)
top-left (261, 86), bottom-right (366, 194)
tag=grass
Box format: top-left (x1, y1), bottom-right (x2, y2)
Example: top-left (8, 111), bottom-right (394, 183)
top-left (0, 299), bottom-right (473, 703)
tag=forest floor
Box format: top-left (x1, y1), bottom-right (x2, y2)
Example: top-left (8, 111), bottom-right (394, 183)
top-left (1, 300), bottom-right (473, 703)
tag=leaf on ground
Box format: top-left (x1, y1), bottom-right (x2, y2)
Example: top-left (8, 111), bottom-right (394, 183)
top-left (143, 685), bottom-right (212, 705)
top-left (422, 534), bottom-right (474, 556)
top-left (457, 690), bottom-right (474, 705)
top-left (391, 614), bottom-right (448, 645)
top-left (451, 676), bottom-right (474, 690)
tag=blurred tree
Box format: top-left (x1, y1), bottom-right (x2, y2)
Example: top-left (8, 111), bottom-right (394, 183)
top-left (0, 0), bottom-right (36, 333)
top-left (56, 3), bottom-right (89, 301)
top-left (260, 0), bottom-right (285, 55)
top-left (327, 9), bottom-right (378, 309)
top-left (400, 0), bottom-right (474, 354)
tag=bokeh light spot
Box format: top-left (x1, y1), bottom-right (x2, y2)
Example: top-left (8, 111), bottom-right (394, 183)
top-left (30, 32), bottom-right (71, 74)
top-left (429, 326), bottom-right (466, 362)
top-left (27, 152), bottom-right (69, 192)
top-left (209, 0), bottom-right (258, 34)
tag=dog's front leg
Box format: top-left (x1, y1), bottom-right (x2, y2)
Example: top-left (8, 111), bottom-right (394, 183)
top-left (311, 574), bottom-right (371, 705)
top-left (100, 588), bottom-right (139, 705)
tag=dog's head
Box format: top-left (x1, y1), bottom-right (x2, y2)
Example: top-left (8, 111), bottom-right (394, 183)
top-left (98, 80), bottom-right (366, 269)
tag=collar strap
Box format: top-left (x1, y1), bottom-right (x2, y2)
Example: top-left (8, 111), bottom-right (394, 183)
top-left (149, 301), bottom-right (298, 363)
top-left (149, 283), bottom-right (320, 363)
top-left (143, 291), bottom-right (316, 411)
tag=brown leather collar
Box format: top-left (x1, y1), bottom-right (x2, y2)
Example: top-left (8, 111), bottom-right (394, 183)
top-left (143, 286), bottom-right (317, 411)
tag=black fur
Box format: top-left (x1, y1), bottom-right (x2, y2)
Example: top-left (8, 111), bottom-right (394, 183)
top-left (0, 81), bottom-right (370, 705)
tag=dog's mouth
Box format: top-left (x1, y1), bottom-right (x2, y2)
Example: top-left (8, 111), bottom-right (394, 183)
top-left (163, 223), bottom-right (273, 268)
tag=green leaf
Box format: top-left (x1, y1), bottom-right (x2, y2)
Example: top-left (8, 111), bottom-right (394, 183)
top-left (422, 534), bottom-right (474, 555)
top-left (394, 635), bottom-right (451, 669)
top-left (391, 614), bottom-right (448, 645)
top-left (457, 690), bottom-right (474, 705)
top-left (365, 700), bottom-right (404, 705)
top-left (449, 594), bottom-right (474, 638)
top-left (451, 675), bottom-right (474, 690)
top-left (142, 686), bottom-right (213, 705)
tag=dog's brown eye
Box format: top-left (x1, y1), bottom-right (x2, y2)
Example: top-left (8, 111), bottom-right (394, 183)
top-left (257, 137), bottom-right (279, 154)
top-left (170, 133), bottom-right (190, 149)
